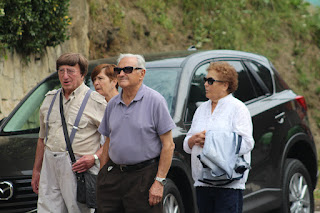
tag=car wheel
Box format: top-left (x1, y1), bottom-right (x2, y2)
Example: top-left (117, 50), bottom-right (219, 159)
top-left (163, 179), bottom-right (184, 213)
top-left (282, 158), bottom-right (314, 213)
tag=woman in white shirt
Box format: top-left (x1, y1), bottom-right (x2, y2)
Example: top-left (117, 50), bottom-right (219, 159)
top-left (183, 61), bottom-right (254, 213)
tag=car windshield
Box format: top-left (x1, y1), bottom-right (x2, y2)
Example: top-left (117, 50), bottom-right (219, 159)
top-left (3, 77), bottom-right (61, 132)
top-left (2, 68), bottom-right (180, 133)
top-left (143, 67), bottom-right (180, 116)
top-left (3, 75), bottom-right (94, 133)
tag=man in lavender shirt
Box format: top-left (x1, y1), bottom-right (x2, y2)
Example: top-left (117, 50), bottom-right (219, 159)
top-left (97, 53), bottom-right (176, 212)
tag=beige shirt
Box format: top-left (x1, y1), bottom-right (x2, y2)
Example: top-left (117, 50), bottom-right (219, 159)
top-left (39, 83), bottom-right (107, 156)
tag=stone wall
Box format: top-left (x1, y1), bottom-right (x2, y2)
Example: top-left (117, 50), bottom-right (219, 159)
top-left (0, 0), bottom-right (89, 120)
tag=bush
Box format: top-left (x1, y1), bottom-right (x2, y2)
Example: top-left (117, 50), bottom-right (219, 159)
top-left (0, 0), bottom-right (71, 55)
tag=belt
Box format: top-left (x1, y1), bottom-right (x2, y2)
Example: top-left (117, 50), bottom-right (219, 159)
top-left (110, 157), bottom-right (159, 172)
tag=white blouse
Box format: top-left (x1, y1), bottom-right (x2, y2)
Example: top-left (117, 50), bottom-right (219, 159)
top-left (183, 94), bottom-right (254, 189)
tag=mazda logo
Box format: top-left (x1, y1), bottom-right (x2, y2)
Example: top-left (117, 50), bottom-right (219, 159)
top-left (0, 181), bottom-right (13, 200)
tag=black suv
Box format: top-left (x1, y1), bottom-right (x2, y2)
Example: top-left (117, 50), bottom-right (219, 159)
top-left (0, 50), bottom-right (317, 213)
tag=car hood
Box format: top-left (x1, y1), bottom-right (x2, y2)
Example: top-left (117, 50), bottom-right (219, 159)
top-left (0, 133), bottom-right (37, 177)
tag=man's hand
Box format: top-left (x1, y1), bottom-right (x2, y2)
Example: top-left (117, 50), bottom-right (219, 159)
top-left (72, 155), bottom-right (95, 173)
top-left (148, 180), bottom-right (164, 206)
top-left (31, 171), bottom-right (40, 194)
top-left (31, 138), bottom-right (45, 194)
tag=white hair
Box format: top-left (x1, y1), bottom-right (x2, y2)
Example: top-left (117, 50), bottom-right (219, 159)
top-left (117, 53), bottom-right (146, 70)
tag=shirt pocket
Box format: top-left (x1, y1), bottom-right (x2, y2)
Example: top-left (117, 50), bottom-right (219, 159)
top-left (67, 116), bottom-right (89, 130)
top-left (44, 111), bottom-right (59, 126)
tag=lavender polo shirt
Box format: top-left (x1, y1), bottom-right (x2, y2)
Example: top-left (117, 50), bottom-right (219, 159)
top-left (98, 84), bottom-right (176, 165)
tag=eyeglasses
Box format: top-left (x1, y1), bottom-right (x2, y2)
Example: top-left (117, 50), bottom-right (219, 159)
top-left (203, 77), bottom-right (225, 85)
top-left (58, 68), bottom-right (77, 75)
top-left (114, 66), bottom-right (142, 75)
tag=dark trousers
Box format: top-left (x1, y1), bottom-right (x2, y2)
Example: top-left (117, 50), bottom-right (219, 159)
top-left (196, 187), bottom-right (243, 213)
top-left (96, 160), bottom-right (162, 213)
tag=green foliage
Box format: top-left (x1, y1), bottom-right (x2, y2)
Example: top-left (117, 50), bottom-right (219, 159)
top-left (0, 0), bottom-right (71, 55)
top-left (179, 0), bottom-right (320, 51)
top-left (107, 1), bottom-right (125, 26)
top-left (135, 0), bottom-right (174, 30)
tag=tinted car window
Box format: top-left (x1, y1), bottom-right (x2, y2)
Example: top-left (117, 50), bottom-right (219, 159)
top-left (186, 63), bottom-right (208, 122)
top-left (225, 61), bottom-right (258, 103)
top-left (4, 78), bottom-right (60, 132)
top-left (186, 60), bottom-right (260, 122)
top-left (143, 68), bottom-right (180, 116)
top-left (270, 64), bottom-right (289, 92)
top-left (247, 61), bottom-right (273, 93)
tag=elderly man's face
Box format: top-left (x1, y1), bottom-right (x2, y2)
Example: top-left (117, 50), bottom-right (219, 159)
top-left (58, 64), bottom-right (84, 95)
top-left (116, 57), bottom-right (145, 89)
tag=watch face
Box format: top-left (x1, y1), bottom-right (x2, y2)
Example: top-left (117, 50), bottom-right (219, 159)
top-left (94, 155), bottom-right (99, 164)
top-left (156, 177), bottom-right (167, 186)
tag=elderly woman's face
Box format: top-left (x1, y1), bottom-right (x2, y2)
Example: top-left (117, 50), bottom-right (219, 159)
top-left (93, 71), bottom-right (115, 98)
top-left (204, 70), bottom-right (229, 102)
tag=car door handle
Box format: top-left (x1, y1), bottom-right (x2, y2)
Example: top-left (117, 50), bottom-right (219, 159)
top-left (275, 112), bottom-right (285, 124)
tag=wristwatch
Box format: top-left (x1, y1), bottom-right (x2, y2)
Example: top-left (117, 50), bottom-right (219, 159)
top-left (155, 177), bottom-right (167, 186)
top-left (93, 154), bottom-right (100, 165)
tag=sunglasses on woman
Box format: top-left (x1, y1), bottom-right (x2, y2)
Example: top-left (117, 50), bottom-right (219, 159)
top-left (114, 66), bottom-right (142, 75)
top-left (203, 77), bottom-right (225, 85)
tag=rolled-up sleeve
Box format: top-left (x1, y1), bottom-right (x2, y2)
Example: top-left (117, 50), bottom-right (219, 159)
top-left (183, 106), bottom-right (202, 154)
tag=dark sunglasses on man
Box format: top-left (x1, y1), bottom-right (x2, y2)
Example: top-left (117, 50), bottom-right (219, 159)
top-left (114, 66), bottom-right (143, 75)
top-left (203, 77), bottom-right (225, 85)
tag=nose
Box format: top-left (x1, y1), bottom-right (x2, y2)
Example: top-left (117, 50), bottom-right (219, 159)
top-left (61, 71), bottom-right (69, 78)
top-left (118, 70), bottom-right (126, 76)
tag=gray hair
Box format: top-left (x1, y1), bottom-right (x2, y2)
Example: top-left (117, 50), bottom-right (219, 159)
top-left (117, 53), bottom-right (146, 70)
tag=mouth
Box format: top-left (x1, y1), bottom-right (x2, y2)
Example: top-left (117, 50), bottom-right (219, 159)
top-left (118, 78), bottom-right (128, 83)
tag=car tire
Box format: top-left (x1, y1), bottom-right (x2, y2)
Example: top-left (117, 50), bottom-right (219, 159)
top-left (163, 179), bottom-right (185, 213)
top-left (282, 158), bottom-right (314, 213)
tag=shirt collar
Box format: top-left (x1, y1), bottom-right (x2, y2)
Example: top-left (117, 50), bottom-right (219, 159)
top-left (210, 93), bottom-right (233, 105)
top-left (116, 84), bottom-right (146, 105)
top-left (62, 82), bottom-right (86, 99)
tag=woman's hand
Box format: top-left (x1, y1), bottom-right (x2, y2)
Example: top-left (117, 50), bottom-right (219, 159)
top-left (188, 130), bottom-right (206, 149)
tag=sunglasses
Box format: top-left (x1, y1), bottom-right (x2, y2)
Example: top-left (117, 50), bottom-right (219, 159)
top-left (114, 66), bottom-right (142, 74)
top-left (203, 77), bottom-right (225, 85)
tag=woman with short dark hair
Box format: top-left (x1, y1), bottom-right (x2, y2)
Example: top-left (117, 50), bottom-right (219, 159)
top-left (91, 64), bottom-right (118, 102)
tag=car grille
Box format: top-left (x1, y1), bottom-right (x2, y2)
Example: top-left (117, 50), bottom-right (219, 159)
top-left (0, 176), bottom-right (37, 213)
